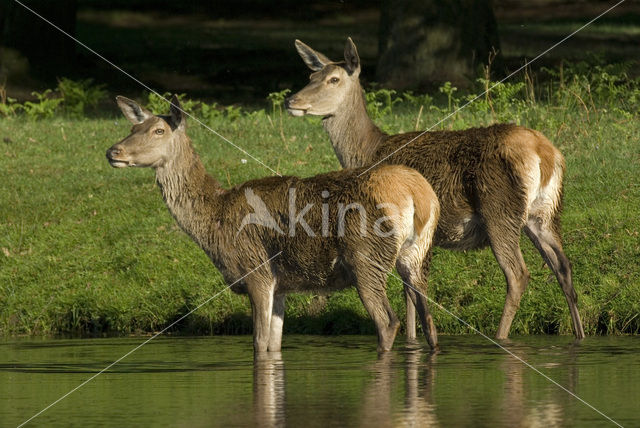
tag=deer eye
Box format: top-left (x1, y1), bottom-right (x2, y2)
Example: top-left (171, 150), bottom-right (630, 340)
top-left (328, 77), bottom-right (340, 84)
top-left (154, 128), bottom-right (165, 135)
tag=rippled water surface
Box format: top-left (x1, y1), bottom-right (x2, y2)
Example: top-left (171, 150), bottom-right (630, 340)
top-left (1, 335), bottom-right (639, 427)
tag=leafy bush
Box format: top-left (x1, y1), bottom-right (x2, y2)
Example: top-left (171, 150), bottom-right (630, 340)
top-left (56, 78), bottom-right (107, 117)
top-left (365, 87), bottom-right (402, 120)
top-left (267, 89), bottom-right (291, 115)
top-left (402, 91), bottom-right (433, 109)
top-left (200, 101), bottom-right (222, 122)
top-left (22, 90), bottom-right (63, 120)
top-left (0, 95), bottom-right (22, 117)
top-left (146, 91), bottom-right (197, 115)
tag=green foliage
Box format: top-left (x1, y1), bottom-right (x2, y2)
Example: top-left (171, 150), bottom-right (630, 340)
top-left (469, 79), bottom-right (528, 123)
top-left (199, 101), bottom-right (222, 122)
top-left (146, 91), bottom-right (198, 115)
top-left (438, 81), bottom-right (458, 112)
top-left (402, 91), bottom-right (433, 109)
top-left (56, 78), bottom-right (107, 117)
top-left (224, 105), bottom-right (243, 122)
top-left (22, 89), bottom-right (63, 119)
top-left (542, 61), bottom-right (640, 115)
top-left (365, 87), bottom-right (403, 121)
top-left (0, 82), bottom-right (22, 117)
top-left (267, 89), bottom-right (291, 115)
top-left (145, 92), bottom-right (254, 127)
top-left (0, 96), bottom-right (22, 117)
top-left (1, 78), bottom-right (107, 119)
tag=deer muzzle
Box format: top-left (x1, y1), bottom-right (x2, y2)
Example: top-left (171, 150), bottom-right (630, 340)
top-left (106, 146), bottom-right (130, 168)
top-left (284, 95), bottom-right (309, 116)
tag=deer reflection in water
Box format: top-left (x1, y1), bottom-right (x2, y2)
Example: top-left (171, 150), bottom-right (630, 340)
top-left (498, 341), bottom-right (579, 427)
top-left (250, 341), bottom-right (585, 427)
top-left (360, 347), bottom-right (440, 427)
top-left (251, 347), bottom-right (440, 428)
top-left (253, 352), bottom-right (286, 428)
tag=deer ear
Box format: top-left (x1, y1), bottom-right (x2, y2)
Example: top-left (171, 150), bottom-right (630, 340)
top-left (169, 94), bottom-right (185, 130)
top-left (344, 37), bottom-right (360, 77)
top-left (116, 96), bottom-right (153, 124)
top-left (295, 39), bottom-right (332, 71)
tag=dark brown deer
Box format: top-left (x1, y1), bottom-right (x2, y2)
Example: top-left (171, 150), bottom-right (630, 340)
top-left (286, 38), bottom-right (585, 340)
top-left (106, 95), bottom-right (440, 353)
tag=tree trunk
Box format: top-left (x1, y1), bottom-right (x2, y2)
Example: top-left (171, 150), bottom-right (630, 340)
top-left (377, 0), bottom-right (502, 90)
top-left (0, 0), bottom-right (77, 79)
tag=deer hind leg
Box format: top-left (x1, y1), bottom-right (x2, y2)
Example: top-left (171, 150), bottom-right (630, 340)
top-left (405, 291), bottom-right (417, 341)
top-left (396, 241), bottom-right (438, 350)
top-left (352, 259), bottom-right (400, 352)
top-left (268, 294), bottom-right (286, 352)
top-left (525, 216), bottom-right (585, 339)
top-left (486, 220), bottom-right (531, 340)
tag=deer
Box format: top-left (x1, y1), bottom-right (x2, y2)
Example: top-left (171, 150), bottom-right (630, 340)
top-left (106, 95), bottom-right (441, 354)
top-left (285, 38), bottom-right (586, 341)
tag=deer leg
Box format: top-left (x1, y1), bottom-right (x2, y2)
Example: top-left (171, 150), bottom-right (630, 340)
top-left (249, 284), bottom-right (275, 354)
top-left (268, 294), bottom-right (286, 352)
top-left (354, 269), bottom-right (400, 353)
top-left (488, 230), bottom-right (531, 340)
top-left (525, 219), bottom-right (585, 339)
top-left (405, 289), bottom-right (417, 340)
top-left (397, 253), bottom-right (438, 350)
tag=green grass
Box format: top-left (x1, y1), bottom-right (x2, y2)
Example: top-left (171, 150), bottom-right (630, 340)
top-left (1, 64), bottom-right (639, 338)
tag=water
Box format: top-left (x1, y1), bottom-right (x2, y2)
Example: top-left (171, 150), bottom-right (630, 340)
top-left (1, 335), bottom-right (638, 427)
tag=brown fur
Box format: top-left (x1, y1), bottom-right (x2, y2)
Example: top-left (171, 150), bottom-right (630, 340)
top-left (368, 165), bottom-right (438, 237)
top-left (502, 127), bottom-right (559, 188)
top-left (106, 95), bottom-right (440, 353)
top-left (287, 38), bottom-right (585, 340)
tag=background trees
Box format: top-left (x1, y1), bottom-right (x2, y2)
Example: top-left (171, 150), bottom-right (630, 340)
top-left (377, 0), bottom-right (502, 90)
top-left (1, 0), bottom-right (78, 78)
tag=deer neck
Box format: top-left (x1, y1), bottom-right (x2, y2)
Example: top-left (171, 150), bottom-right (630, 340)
top-left (154, 136), bottom-right (223, 249)
top-left (322, 85), bottom-right (387, 168)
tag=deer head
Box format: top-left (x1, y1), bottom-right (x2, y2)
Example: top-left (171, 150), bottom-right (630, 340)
top-left (285, 37), bottom-right (362, 117)
top-left (106, 95), bottom-right (186, 169)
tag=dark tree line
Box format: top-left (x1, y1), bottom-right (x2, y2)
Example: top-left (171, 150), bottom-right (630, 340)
top-left (377, 0), bottom-right (501, 89)
top-left (0, 0), bottom-right (500, 90)
top-left (1, 0), bottom-right (77, 78)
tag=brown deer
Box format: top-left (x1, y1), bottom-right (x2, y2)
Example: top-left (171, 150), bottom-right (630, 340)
top-left (106, 95), bottom-right (440, 353)
top-left (286, 38), bottom-right (585, 340)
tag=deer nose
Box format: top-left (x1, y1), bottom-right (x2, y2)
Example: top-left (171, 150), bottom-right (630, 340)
top-left (106, 146), bottom-right (122, 160)
top-left (284, 96), bottom-right (295, 109)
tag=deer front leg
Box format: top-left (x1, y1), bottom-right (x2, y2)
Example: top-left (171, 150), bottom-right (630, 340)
top-left (249, 283), bottom-right (275, 354)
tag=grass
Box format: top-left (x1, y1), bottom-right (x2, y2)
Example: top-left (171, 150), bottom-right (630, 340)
top-left (1, 60), bottom-right (639, 338)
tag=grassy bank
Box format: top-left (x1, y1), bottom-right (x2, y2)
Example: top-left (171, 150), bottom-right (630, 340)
top-left (1, 62), bottom-right (639, 337)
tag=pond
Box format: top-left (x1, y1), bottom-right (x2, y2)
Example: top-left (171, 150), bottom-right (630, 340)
top-left (1, 335), bottom-right (638, 427)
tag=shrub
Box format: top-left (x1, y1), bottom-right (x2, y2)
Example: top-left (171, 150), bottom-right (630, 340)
top-left (56, 78), bottom-right (107, 117)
